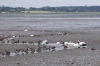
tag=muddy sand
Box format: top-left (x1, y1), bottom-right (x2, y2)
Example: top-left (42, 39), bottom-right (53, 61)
top-left (0, 17), bottom-right (100, 66)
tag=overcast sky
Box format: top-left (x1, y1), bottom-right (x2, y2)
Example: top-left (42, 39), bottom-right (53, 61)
top-left (0, 0), bottom-right (100, 8)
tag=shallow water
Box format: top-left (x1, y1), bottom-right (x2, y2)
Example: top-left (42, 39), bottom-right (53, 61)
top-left (0, 13), bottom-right (100, 30)
top-left (0, 13), bottom-right (100, 19)
top-left (1, 42), bottom-right (87, 58)
top-left (0, 13), bottom-right (100, 27)
top-left (1, 43), bottom-right (65, 57)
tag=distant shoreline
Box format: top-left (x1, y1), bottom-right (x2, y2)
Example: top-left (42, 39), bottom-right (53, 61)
top-left (0, 11), bottom-right (100, 14)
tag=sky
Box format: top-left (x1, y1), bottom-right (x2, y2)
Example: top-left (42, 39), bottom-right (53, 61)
top-left (0, 0), bottom-right (100, 8)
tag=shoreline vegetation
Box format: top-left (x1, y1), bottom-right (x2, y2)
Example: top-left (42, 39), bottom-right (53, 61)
top-left (0, 6), bottom-right (100, 14)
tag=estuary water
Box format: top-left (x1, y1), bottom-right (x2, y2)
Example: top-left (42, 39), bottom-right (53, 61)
top-left (0, 13), bottom-right (100, 19)
top-left (0, 13), bottom-right (100, 33)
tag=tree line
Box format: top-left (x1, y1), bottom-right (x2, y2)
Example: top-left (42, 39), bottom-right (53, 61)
top-left (0, 6), bottom-right (100, 13)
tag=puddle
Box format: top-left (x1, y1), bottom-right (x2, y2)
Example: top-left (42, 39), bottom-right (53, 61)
top-left (10, 53), bottom-right (16, 56)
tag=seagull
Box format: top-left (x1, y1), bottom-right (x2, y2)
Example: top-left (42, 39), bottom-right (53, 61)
top-left (13, 35), bottom-right (15, 37)
top-left (30, 34), bottom-right (34, 37)
top-left (24, 29), bottom-right (28, 31)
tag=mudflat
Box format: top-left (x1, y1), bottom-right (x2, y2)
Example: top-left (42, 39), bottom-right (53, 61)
top-left (0, 13), bottom-right (100, 66)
